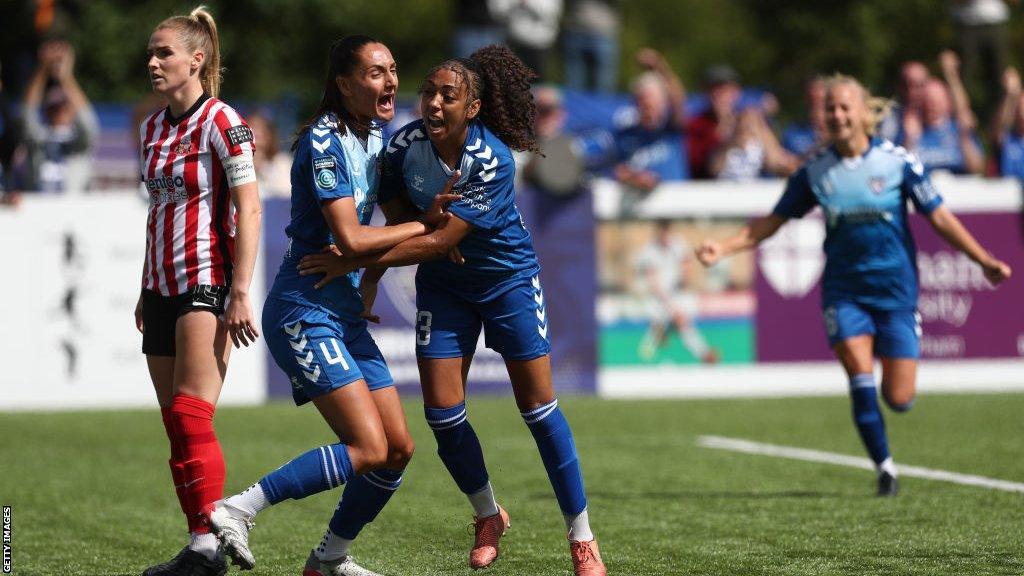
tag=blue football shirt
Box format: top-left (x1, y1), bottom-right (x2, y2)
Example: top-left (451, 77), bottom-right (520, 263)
top-left (379, 119), bottom-right (540, 287)
top-left (268, 112), bottom-right (383, 320)
top-left (772, 137), bottom-right (944, 310)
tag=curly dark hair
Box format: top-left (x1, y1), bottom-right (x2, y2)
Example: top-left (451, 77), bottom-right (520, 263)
top-left (428, 45), bottom-right (538, 153)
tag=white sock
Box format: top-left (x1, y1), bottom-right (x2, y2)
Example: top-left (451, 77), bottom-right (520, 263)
top-left (565, 508), bottom-right (594, 542)
top-left (189, 532), bottom-right (221, 560)
top-left (681, 326), bottom-right (710, 359)
top-left (877, 457), bottom-right (898, 478)
top-left (467, 482), bottom-right (500, 518)
top-left (315, 529), bottom-right (354, 562)
top-left (224, 483), bottom-right (271, 517)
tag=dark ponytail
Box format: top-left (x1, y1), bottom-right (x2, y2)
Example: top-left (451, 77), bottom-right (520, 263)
top-left (293, 35), bottom-right (379, 150)
top-left (428, 45), bottom-right (539, 153)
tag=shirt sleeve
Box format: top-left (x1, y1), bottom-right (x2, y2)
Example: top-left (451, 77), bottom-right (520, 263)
top-left (304, 134), bottom-right (352, 202)
top-left (771, 167), bottom-right (817, 219)
top-left (210, 107), bottom-right (255, 161)
top-left (447, 149), bottom-right (514, 231)
top-left (901, 152), bottom-right (943, 214)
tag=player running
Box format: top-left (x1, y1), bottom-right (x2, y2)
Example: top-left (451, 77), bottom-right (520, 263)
top-left (298, 45), bottom-right (607, 576)
top-left (698, 74), bottom-right (1012, 496)
top-left (138, 7), bottom-right (262, 576)
top-left (201, 37), bottom-right (455, 576)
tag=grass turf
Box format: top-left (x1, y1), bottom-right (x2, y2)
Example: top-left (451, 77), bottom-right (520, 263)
top-left (2, 393), bottom-right (1023, 575)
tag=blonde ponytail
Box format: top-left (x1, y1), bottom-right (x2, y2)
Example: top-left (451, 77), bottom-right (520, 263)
top-left (156, 5), bottom-right (223, 98)
top-left (824, 73), bottom-right (895, 137)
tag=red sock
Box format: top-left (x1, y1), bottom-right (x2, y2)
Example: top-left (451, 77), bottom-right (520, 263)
top-left (170, 394), bottom-right (226, 534)
top-left (161, 408), bottom-right (193, 526)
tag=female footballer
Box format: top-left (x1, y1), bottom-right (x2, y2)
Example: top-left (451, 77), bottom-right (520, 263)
top-left (299, 45), bottom-right (607, 576)
top-left (203, 36), bottom-right (456, 576)
top-left (697, 75), bottom-right (1012, 496)
top-left (137, 6), bottom-right (261, 576)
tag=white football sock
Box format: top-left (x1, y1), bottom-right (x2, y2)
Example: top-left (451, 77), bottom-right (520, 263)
top-left (565, 508), bottom-right (594, 542)
top-left (315, 529), bottom-right (354, 562)
top-left (224, 483), bottom-right (271, 517)
top-left (467, 482), bottom-right (500, 518)
top-left (877, 457), bottom-right (898, 478)
top-left (189, 532), bottom-right (221, 560)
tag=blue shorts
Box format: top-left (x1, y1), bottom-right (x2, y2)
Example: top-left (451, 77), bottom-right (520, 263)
top-left (823, 301), bottom-right (921, 358)
top-left (263, 298), bottom-right (394, 406)
top-left (415, 272), bottom-right (552, 360)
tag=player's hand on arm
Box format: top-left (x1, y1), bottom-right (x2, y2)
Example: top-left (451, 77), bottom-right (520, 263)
top-left (297, 251), bottom-right (362, 289)
top-left (926, 205), bottom-right (1012, 285)
top-left (422, 170), bottom-right (462, 228)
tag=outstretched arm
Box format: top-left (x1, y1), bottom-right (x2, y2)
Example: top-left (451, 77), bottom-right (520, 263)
top-left (696, 215), bottom-right (786, 266)
top-left (299, 215), bottom-right (473, 289)
top-left (927, 205), bottom-right (1012, 284)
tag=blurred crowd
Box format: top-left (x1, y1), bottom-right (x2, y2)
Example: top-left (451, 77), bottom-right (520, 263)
top-left (5, 0), bottom-right (1024, 207)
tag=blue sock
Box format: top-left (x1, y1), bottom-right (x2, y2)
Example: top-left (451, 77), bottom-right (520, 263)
top-left (521, 399), bottom-right (587, 516)
top-left (258, 443), bottom-right (353, 504)
top-left (424, 403), bottom-right (490, 494)
top-left (328, 468), bottom-right (403, 539)
top-left (849, 374), bottom-right (891, 465)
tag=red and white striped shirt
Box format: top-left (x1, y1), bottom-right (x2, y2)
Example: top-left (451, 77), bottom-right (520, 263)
top-left (139, 95), bottom-right (255, 296)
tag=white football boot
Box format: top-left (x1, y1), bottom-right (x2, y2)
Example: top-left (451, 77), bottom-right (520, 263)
top-left (205, 500), bottom-right (256, 570)
top-left (302, 549), bottom-right (386, 576)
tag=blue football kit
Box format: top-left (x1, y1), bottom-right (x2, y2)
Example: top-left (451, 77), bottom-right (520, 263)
top-left (379, 119), bottom-right (551, 361)
top-left (773, 137), bottom-right (943, 358)
top-left (263, 112), bottom-right (393, 405)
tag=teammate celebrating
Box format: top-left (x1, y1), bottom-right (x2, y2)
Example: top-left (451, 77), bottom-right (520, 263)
top-left (299, 46), bottom-right (607, 576)
top-left (698, 74), bottom-right (1012, 496)
top-left (137, 7), bottom-right (262, 576)
top-left (202, 36), bottom-right (455, 576)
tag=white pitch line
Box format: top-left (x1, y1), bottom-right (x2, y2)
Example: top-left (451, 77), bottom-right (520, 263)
top-left (697, 435), bottom-right (1024, 493)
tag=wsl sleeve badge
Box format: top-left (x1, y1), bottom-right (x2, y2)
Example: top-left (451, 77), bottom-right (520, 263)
top-left (314, 156), bottom-right (338, 190)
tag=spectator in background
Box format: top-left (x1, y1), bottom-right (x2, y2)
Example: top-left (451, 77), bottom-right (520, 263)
top-left (688, 65), bottom-right (742, 179)
top-left (452, 0), bottom-right (504, 57)
top-left (878, 61), bottom-right (930, 143)
top-left (613, 48), bottom-right (688, 192)
top-left (562, 0), bottom-right (620, 93)
top-left (0, 58), bottom-right (22, 203)
top-left (903, 51), bottom-right (985, 175)
top-left (991, 66), bottom-right (1024, 178)
top-left (782, 77), bottom-right (828, 159)
top-left (247, 111), bottom-right (292, 198)
top-left (19, 40), bottom-right (98, 193)
top-left (710, 106), bottom-right (797, 180)
top-left (490, 0), bottom-right (563, 80)
top-left (949, 0), bottom-right (1011, 114)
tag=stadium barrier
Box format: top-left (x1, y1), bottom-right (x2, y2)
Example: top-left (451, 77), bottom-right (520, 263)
top-left (0, 194), bottom-right (267, 411)
top-left (594, 174), bottom-right (1024, 398)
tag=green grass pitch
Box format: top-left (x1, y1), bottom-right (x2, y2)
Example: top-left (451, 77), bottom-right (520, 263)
top-left (2, 393), bottom-right (1023, 575)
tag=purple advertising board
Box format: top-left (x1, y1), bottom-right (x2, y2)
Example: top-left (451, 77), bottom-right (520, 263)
top-left (756, 212), bottom-right (1024, 362)
top-left (263, 187), bottom-right (597, 399)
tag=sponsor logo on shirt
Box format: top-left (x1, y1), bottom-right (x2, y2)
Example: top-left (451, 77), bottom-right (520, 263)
top-left (313, 156), bottom-right (337, 190)
top-left (224, 125), bottom-right (254, 147)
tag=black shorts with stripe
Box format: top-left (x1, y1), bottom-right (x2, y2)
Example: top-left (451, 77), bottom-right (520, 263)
top-left (141, 285), bottom-right (228, 356)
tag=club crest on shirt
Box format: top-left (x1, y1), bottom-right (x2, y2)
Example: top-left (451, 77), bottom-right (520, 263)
top-left (869, 176), bottom-right (886, 194)
top-left (174, 137), bottom-right (193, 156)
